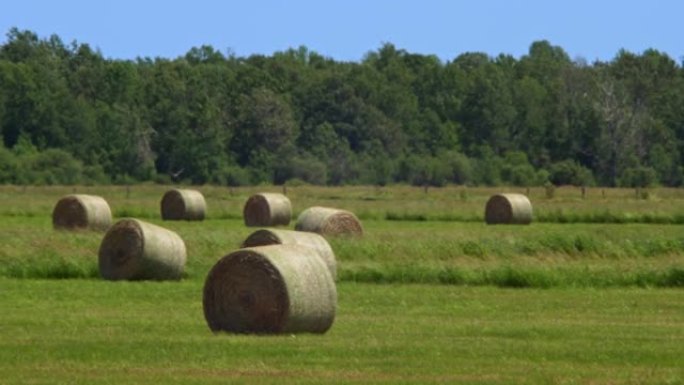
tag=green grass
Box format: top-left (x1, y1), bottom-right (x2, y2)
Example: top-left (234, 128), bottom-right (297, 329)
top-left (1, 279), bottom-right (682, 385)
top-left (1, 215), bottom-right (682, 288)
top-left (1, 185), bottom-right (684, 383)
top-left (3, 184), bottom-right (684, 224)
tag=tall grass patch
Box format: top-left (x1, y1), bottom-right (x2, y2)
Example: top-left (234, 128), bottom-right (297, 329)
top-left (1, 186), bottom-right (683, 288)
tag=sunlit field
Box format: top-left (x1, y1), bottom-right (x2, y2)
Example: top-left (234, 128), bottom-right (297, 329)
top-left (1, 185), bottom-right (682, 384)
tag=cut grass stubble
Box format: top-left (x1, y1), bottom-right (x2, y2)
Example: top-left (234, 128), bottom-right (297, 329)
top-left (1, 279), bottom-right (682, 384)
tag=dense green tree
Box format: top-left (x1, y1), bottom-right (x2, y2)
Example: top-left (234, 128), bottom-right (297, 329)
top-left (512, 76), bottom-right (547, 162)
top-left (517, 41), bottom-right (574, 165)
top-left (548, 159), bottom-right (595, 186)
top-left (0, 143), bottom-right (16, 183)
top-left (499, 151), bottom-right (547, 186)
top-left (1, 29), bottom-right (683, 187)
top-left (231, 87), bottom-right (298, 182)
top-left (455, 52), bottom-right (516, 155)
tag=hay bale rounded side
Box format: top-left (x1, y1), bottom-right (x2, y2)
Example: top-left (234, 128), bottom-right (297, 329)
top-left (161, 188), bottom-right (206, 221)
top-left (98, 218), bottom-right (187, 280)
top-left (242, 229), bottom-right (337, 279)
top-left (484, 193), bottom-right (533, 225)
top-left (243, 193), bottom-right (292, 227)
top-left (203, 244), bottom-right (336, 334)
top-left (52, 194), bottom-right (112, 231)
top-left (295, 206), bottom-right (363, 237)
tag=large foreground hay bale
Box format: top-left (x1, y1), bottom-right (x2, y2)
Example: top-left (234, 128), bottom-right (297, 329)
top-left (203, 244), bottom-right (336, 334)
top-left (485, 193), bottom-right (533, 224)
top-left (161, 188), bottom-right (206, 221)
top-left (242, 229), bottom-right (337, 279)
top-left (295, 206), bottom-right (363, 237)
top-left (243, 193), bottom-right (292, 227)
top-left (52, 194), bottom-right (112, 231)
top-left (98, 218), bottom-right (187, 280)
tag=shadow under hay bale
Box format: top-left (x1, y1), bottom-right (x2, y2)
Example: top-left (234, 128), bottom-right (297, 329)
top-left (243, 193), bottom-right (292, 227)
top-left (242, 228), bottom-right (337, 279)
top-left (295, 206), bottom-right (363, 237)
top-left (485, 193), bottom-right (533, 225)
top-left (52, 194), bottom-right (112, 231)
top-left (203, 244), bottom-right (336, 334)
top-left (98, 218), bottom-right (186, 280)
top-left (161, 188), bottom-right (206, 221)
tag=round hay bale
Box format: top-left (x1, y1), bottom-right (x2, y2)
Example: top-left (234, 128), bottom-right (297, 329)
top-left (485, 193), bottom-right (533, 225)
top-left (242, 229), bottom-right (337, 279)
top-left (243, 193), bottom-right (292, 227)
top-left (295, 206), bottom-right (363, 237)
top-left (98, 218), bottom-right (187, 280)
top-left (161, 188), bottom-right (206, 221)
top-left (52, 194), bottom-right (112, 231)
top-left (203, 244), bottom-right (336, 334)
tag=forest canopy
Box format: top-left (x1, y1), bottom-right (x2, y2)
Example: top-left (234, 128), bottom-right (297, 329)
top-left (1, 28), bottom-right (682, 187)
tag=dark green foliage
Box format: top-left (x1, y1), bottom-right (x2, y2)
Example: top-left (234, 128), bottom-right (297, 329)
top-left (438, 150), bottom-right (473, 184)
top-left (619, 166), bottom-right (659, 187)
top-left (499, 151), bottom-right (547, 186)
top-left (211, 165), bottom-right (252, 186)
top-left (549, 159), bottom-right (595, 186)
top-left (662, 267), bottom-right (684, 286)
top-left (399, 155), bottom-right (451, 187)
top-left (471, 146), bottom-right (503, 185)
top-left (0, 138), bottom-right (103, 185)
top-left (273, 153), bottom-right (327, 185)
top-left (339, 265), bottom-right (684, 288)
top-left (0, 144), bottom-right (17, 183)
top-left (1, 29), bottom-right (683, 186)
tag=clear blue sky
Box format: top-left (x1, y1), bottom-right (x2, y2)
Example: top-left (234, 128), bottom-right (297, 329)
top-left (1, 0), bottom-right (681, 63)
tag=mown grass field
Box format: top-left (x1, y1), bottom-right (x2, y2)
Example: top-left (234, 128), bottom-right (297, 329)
top-left (1, 185), bottom-right (683, 384)
top-left (2, 279), bottom-right (682, 384)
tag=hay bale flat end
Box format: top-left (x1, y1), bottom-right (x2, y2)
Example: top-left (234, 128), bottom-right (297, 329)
top-left (203, 244), bottom-right (336, 334)
top-left (485, 193), bottom-right (533, 225)
top-left (99, 218), bottom-right (187, 280)
top-left (161, 188), bottom-right (206, 221)
top-left (243, 193), bottom-right (292, 227)
top-left (52, 194), bottom-right (112, 231)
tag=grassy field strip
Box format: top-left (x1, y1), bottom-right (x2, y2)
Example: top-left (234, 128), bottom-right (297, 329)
top-left (1, 217), bottom-right (682, 287)
top-left (1, 279), bottom-right (682, 384)
top-left (2, 185), bottom-right (684, 224)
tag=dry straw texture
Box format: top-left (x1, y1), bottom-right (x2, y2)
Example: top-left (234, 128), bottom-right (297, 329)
top-left (52, 194), bottom-right (112, 231)
top-left (295, 206), bottom-right (363, 237)
top-left (203, 244), bottom-right (336, 334)
top-left (98, 218), bottom-right (187, 280)
top-left (242, 228), bottom-right (337, 279)
top-left (243, 193), bottom-right (292, 227)
top-left (161, 188), bottom-right (206, 221)
top-left (485, 193), bottom-right (533, 224)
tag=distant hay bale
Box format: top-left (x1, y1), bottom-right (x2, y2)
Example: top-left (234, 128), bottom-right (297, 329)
top-left (485, 193), bottom-right (533, 225)
top-left (52, 194), bottom-right (112, 231)
top-left (161, 188), bottom-right (206, 221)
top-left (242, 229), bottom-right (337, 279)
top-left (98, 218), bottom-right (187, 280)
top-left (295, 206), bottom-right (363, 237)
top-left (203, 244), bottom-right (336, 334)
top-left (243, 193), bottom-right (292, 227)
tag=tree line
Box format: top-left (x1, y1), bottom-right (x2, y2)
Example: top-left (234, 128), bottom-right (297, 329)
top-left (1, 28), bottom-right (682, 187)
